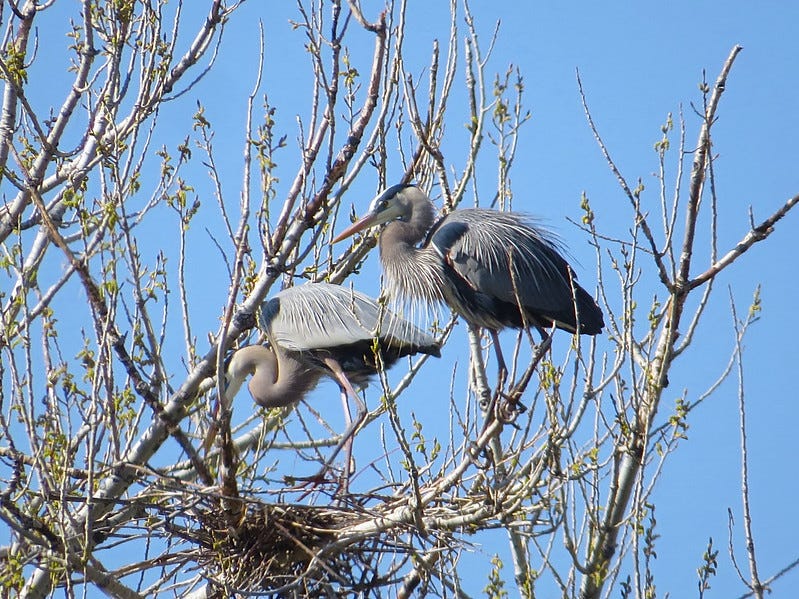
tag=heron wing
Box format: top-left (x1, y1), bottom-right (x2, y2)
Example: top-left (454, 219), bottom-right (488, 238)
top-left (260, 282), bottom-right (438, 352)
top-left (431, 209), bottom-right (592, 323)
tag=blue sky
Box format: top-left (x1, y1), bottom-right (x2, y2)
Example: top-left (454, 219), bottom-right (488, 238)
top-left (10, 1), bottom-right (799, 596)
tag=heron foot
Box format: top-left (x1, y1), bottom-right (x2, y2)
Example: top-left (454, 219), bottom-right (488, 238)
top-left (496, 392), bottom-right (526, 427)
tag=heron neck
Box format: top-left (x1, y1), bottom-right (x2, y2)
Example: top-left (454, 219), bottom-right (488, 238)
top-left (380, 220), bottom-right (426, 253)
top-left (255, 346), bottom-right (319, 409)
top-left (378, 222), bottom-right (446, 306)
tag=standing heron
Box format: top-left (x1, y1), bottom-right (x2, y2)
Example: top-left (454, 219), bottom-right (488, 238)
top-left (333, 184), bottom-right (603, 374)
top-left (221, 282), bottom-right (440, 483)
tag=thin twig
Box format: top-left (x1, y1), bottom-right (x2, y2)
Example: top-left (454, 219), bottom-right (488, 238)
top-left (729, 290), bottom-right (764, 599)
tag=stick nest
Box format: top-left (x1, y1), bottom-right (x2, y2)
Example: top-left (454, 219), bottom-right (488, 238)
top-left (195, 500), bottom-right (407, 596)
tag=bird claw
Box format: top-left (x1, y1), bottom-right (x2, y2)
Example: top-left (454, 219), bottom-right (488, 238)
top-left (496, 392), bottom-right (526, 427)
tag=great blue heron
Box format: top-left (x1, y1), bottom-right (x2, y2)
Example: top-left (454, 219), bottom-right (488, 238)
top-left (221, 282), bottom-right (440, 483)
top-left (333, 184), bottom-right (603, 374)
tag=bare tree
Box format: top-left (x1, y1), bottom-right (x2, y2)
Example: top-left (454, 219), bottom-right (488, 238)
top-left (0, 1), bottom-right (796, 598)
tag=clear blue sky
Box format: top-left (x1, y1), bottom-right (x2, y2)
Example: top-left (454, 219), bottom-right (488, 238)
top-left (17, 1), bottom-right (799, 596)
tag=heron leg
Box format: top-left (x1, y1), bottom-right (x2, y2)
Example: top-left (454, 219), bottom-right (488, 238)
top-left (489, 329), bottom-right (509, 389)
top-left (535, 325), bottom-right (550, 342)
top-left (315, 357), bottom-right (367, 493)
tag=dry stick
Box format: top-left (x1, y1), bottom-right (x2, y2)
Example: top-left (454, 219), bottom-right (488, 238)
top-left (734, 556), bottom-right (799, 599)
top-left (728, 506), bottom-right (747, 585)
top-left (212, 76), bottom-right (267, 531)
top-left (729, 294), bottom-right (764, 598)
top-left (677, 54), bottom-right (741, 288)
top-left (578, 46), bottom-right (744, 599)
top-left (688, 193), bottom-right (799, 290)
top-left (74, 556), bottom-right (145, 599)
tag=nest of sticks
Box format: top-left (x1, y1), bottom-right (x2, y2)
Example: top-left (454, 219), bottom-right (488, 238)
top-left (194, 499), bottom-right (410, 596)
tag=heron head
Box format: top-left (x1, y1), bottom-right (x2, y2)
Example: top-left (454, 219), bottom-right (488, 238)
top-left (333, 183), bottom-right (415, 243)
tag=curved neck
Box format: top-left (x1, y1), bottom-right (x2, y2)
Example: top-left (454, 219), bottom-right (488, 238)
top-left (226, 345), bottom-right (318, 409)
top-left (253, 346), bottom-right (319, 408)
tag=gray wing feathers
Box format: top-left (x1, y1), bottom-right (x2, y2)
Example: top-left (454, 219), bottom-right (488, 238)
top-left (260, 282), bottom-right (435, 351)
top-left (440, 210), bottom-right (576, 313)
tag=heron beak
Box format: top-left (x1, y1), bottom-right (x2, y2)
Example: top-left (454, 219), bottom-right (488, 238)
top-left (332, 210), bottom-right (382, 243)
top-left (333, 190), bottom-right (407, 243)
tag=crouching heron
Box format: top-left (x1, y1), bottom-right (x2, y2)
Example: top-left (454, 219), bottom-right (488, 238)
top-left (221, 282), bottom-right (440, 486)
